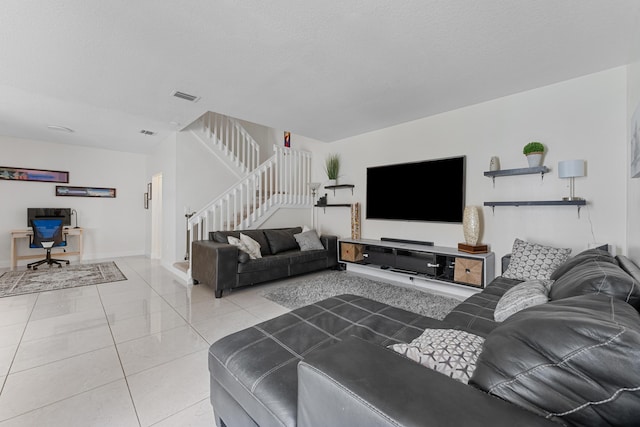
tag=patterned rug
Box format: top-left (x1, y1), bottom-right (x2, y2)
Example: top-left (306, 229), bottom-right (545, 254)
top-left (261, 270), bottom-right (462, 320)
top-left (0, 262), bottom-right (127, 298)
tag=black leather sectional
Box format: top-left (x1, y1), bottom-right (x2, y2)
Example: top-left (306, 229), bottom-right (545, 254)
top-left (191, 227), bottom-right (337, 298)
top-left (208, 250), bottom-right (640, 426)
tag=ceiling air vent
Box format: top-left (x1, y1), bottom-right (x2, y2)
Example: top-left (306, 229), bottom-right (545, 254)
top-left (140, 130), bottom-right (156, 136)
top-left (171, 91), bottom-right (200, 102)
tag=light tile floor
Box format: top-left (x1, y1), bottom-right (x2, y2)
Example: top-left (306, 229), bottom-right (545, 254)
top-left (0, 256), bottom-right (291, 426)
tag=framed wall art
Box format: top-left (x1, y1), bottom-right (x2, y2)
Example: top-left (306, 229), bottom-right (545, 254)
top-left (56, 186), bottom-right (116, 198)
top-left (0, 166), bottom-right (69, 183)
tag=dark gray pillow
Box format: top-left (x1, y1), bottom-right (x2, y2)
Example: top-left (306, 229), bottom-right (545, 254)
top-left (550, 248), bottom-right (616, 280)
top-left (212, 230), bottom-right (239, 244)
top-left (264, 229), bottom-right (299, 254)
top-left (471, 294), bottom-right (640, 426)
top-left (549, 260), bottom-right (640, 309)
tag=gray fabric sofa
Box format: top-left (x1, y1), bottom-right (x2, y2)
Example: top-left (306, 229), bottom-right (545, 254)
top-left (191, 227), bottom-right (338, 298)
top-left (208, 249), bottom-right (640, 426)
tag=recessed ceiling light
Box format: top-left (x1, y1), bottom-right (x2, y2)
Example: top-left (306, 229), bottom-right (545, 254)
top-left (140, 129), bottom-right (156, 136)
top-left (171, 90), bottom-right (200, 102)
top-left (47, 125), bottom-right (74, 133)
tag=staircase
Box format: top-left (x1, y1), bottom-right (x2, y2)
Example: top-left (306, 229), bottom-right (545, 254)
top-left (186, 114), bottom-right (314, 277)
top-left (189, 112), bottom-right (261, 179)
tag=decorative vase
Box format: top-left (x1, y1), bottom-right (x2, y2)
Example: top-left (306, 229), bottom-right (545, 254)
top-left (526, 153), bottom-right (543, 168)
top-left (327, 179), bottom-right (337, 186)
top-left (489, 156), bottom-right (500, 171)
top-left (462, 206), bottom-right (480, 246)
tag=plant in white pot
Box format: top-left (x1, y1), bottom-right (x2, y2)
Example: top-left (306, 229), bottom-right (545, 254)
top-left (325, 154), bottom-right (340, 186)
top-left (523, 142), bottom-right (545, 167)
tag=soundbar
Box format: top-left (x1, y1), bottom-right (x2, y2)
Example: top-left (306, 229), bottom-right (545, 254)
top-left (381, 237), bottom-right (434, 246)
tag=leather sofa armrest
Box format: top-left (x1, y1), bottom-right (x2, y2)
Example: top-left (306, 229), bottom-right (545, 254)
top-left (320, 235), bottom-right (338, 267)
top-left (191, 240), bottom-right (238, 297)
top-left (297, 337), bottom-right (555, 427)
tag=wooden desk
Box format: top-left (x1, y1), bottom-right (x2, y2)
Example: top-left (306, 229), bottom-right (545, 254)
top-left (11, 227), bottom-right (84, 270)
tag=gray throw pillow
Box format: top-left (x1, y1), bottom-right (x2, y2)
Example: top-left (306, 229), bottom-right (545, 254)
top-left (503, 238), bottom-right (571, 281)
top-left (294, 230), bottom-right (324, 251)
top-left (494, 280), bottom-right (549, 322)
top-left (389, 328), bottom-right (485, 384)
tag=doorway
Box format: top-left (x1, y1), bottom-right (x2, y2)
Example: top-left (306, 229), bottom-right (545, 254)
top-left (151, 173), bottom-right (163, 259)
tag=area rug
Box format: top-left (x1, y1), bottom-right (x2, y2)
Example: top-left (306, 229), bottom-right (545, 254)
top-left (261, 271), bottom-right (462, 320)
top-left (0, 262), bottom-right (127, 298)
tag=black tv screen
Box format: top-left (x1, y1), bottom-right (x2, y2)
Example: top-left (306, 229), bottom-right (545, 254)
top-left (366, 156), bottom-right (465, 223)
top-left (27, 208), bottom-right (72, 227)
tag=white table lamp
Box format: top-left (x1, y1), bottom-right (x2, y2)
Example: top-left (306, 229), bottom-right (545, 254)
top-left (558, 159), bottom-right (585, 201)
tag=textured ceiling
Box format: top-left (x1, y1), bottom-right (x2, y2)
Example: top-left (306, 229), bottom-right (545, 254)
top-left (1, 1), bottom-right (639, 153)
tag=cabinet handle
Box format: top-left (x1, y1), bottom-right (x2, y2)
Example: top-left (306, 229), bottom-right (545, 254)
top-left (427, 263), bottom-right (440, 268)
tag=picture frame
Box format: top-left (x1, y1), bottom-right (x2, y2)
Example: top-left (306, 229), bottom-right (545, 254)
top-left (144, 192), bottom-right (149, 209)
top-left (0, 166), bottom-right (69, 183)
top-left (284, 131), bottom-right (291, 148)
top-left (147, 182), bottom-right (152, 199)
top-left (56, 186), bottom-right (116, 198)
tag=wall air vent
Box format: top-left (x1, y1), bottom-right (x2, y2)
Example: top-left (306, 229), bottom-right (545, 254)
top-left (171, 91), bottom-right (200, 102)
top-left (140, 130), bottom-right (156, 136)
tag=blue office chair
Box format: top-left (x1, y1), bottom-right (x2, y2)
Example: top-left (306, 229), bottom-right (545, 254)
top-left (27, 217), bottom-right (70, 270)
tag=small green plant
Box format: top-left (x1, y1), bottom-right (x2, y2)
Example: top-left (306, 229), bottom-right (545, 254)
top-left (324, 154), bottom-right (340, 180)
top-left (523, 142), bottom-right (545, 155)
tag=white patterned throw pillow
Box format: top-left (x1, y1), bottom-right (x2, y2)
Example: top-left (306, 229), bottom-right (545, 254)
top-left (503, 238), bottom-right (571, 281)
top-left (389, 329), bottom-right (485, 384)
top-left (494, 280), bottom-right (550, 322)
top-left (240, 233), bottom-right (262, 259)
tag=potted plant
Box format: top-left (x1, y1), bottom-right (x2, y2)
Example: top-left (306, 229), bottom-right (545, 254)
top-left (523, 142), bottom-right (545, 167)
top-left (325, 153), bottom-right (340, 185)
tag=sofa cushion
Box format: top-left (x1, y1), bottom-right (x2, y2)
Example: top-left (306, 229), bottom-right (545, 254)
top-left (494, 280), bottom-right (549, 322)
top-left (549, 260), bottom-right (640, 309)
top-left (550, 248), bottom-right (616, 280)
top-left (502, 238), bottom-right (571, 281)
top-left (389, 328), bottom-right (484, 384)
top-left (209, 294), bottom-right (447, 427)
top-left (264, 229), bottom-right (299, 254)
top-left (294, 229), bottom-right (325, 251)
top-left (471, 294), bottom-right (640, 426)
top-left (236, 254), bottom-right (290, 274)
top-left (286, 249), bottom-right (327, 264)
top-left (443, 276), bottom-right (522, 336)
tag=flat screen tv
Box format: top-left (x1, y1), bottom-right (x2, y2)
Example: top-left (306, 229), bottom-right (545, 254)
top-left (366, 156), bottom-right (465, 223)
top-left (27, 208), bottom-right (72, 227)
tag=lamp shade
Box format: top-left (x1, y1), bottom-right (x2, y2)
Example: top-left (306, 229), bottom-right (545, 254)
top-left (558, 160), bottom-right (585, 178)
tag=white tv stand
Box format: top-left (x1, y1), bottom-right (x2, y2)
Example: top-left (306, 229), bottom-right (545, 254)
top-left (339, 238), bottom-right (495, 297)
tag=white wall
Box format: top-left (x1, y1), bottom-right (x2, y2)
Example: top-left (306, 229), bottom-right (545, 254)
top-left (295, 67), bottom-right (629, 272)
top-left (0, 135), bottom-right (147, 267)
top-left (175, 131), bottom-right (240, 261)
top-left (626, 18), bottom-right (640, 261)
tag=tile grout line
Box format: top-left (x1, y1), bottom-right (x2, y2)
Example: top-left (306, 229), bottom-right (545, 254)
top-left (96, 259), bottom-right (144, 427)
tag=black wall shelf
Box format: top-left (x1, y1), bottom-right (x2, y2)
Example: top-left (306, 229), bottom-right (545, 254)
top-left (484, 200), bottom-right (586, 216)
top-left (315, 203), bottom-right (351, 213)
top-left (484, 166), bottom-right (549, 185)
top-left (324, 184), bottom-right (355, 195)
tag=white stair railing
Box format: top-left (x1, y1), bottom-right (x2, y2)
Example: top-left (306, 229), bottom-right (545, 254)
top-left (188, 145), bottom-right (312, 246)
top-left (195, 112), bottom-right (260, 174)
